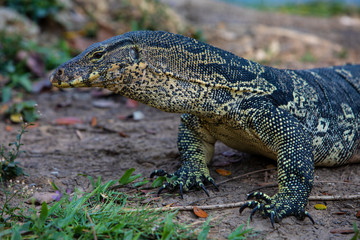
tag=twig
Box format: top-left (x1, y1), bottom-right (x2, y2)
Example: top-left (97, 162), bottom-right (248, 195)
top-left (86, 212), bottom-right (98, 240)
top-left (161, 194), bottom-right (360, 211)
top-left (121, 194), bottom-right (360, 213)
top-left (308, 194), bottom-right (360, 201)
top-left (215, 167), bottom-right (277, 186)
top-left (315, 181), bottom-right (360, 186)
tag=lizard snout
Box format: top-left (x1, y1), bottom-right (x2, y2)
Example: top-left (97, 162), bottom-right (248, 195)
top-left (50, 68), bottom-right (64, 84)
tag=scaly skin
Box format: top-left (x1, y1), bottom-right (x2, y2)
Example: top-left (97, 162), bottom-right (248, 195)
top-left (50, 31), bottom-right (360, 225)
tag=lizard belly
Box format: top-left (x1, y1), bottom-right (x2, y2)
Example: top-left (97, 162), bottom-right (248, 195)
top-left (206, 123), bottom-right (277, 160)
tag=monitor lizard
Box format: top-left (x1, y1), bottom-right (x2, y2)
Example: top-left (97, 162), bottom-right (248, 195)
top-left (50, 30), bottom-right (360, 226)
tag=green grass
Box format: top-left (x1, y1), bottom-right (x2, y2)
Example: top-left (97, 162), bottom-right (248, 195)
top-left (0, 124), bottom-right (28, 181)
top-left (0, 169), bottom-right (255, 239)
top-left (0, 32), bottom-right (72, 103)
top-left (257, 1), bottom-right (360, 18)
top-left (0, 171), bottom-right (211, 239)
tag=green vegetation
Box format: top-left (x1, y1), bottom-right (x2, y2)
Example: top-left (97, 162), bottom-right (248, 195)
top-left (352, 222), bottom-right (359, 240)
top-left (276, 1), bottom-right (360, 17)
top-left (0, 170), bottom-right (212, 239)
top-left (228, 223), bottom-right (255, 240)
top-left (0, 32), bottom-right (72, 103)
top-left (2, 0), bottom-right (64, 22)
top-left (0, 124), bottom-right (28, 181)
top-left (301, 51), bottom-right (317, 63)
top-left (5, 101), bottom-right (39, 123)
top-left (259, 1), bottom-right (360, 18)
top-left (0, 167), bottom-right (254, 239)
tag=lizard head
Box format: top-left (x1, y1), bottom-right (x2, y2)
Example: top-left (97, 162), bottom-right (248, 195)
top-left (50, 35), bottom-right (139, 89)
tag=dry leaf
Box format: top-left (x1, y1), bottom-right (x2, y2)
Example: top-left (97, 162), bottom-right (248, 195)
top-left (27, 122), bottom-right (39, 128)
top-left (55, 117), bottom-right (82, 125)
top-left (215, 168), bottom-right (231, 176)
top-left (333, 212), bottom-right (346, 215)
top-left (10, 113), bottom-right (23, 123)
top-left (193, 206), bottom-right (208, 218)
top-left (119, 131), bottom-right (128, 138)
top-left (91, 116), bottom-right (97, 127)
top-left (100, 193), bottom-right (108, 199)
top-left (330, 229), bottom-right (354, 234)
top-left (164, 203), bottom-right (175, 208)
top-left (0, 104), bottom-right (9, 114)
top-left (314, 204), bottom-right (327, 210)
top-left (356, 210), bottom-right (360, 218)
top-left (126, 99), bottom-right (139, 108)
top-left (5, 125), bottom-right (13, 132)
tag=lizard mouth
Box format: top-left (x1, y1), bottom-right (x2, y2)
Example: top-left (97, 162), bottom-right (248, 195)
top-left (50, 68), bottom-right (101, 88)
top-left (50, 75), bottom-right (85, 88)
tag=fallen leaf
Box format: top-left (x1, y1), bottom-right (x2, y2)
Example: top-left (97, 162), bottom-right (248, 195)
top-left (164, 203), bottom-right (175, 208)
top-left (321, 192), bottom-right (333, 196)
top-left (119, 131), bottom-right (128, 138)
top-left (91, 116), bottom-right (97, 127)
top-left (126, 99), bottom-right (139, 108)
top-left (10, 113), bottom-right (23, 123)
top-left (330, 229), bottom-right (354, 234)
top-left (55, 117), bottom-right (82, 125)
top-left (0, 104), bottom-right (9, 114)
top-left (314, 204), bottom-right (327, 210)
top-left (5, 125), bottom-right (13, 132)
top-left (100, 193), bottom-right (109, 199)
top-left (216, 168), bottom-right (231, 176)
top-left (356, 210), bottom-right (360, 218)
top-left (333, 212), bottom-right (346, 215)
top-left (27, 122), bottom-right (39, 128)
top-left (193, 207), bottom-right (208, 218)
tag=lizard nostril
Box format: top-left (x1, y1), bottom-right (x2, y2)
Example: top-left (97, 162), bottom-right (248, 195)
top-left (56, 68), bottom-right (64, 78)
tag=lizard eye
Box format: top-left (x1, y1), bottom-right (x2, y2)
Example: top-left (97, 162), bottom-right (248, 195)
top-left (92, 51), bottom-right (104, 60)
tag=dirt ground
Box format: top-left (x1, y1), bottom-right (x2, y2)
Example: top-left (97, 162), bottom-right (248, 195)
top-left (1, 0), bottom-right (360, 239)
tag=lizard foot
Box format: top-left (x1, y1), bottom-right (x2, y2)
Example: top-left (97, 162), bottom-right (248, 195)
top-left (239, 191), bottom-right (315, 227)
top-left (150, 166), bottom-right (218, 198)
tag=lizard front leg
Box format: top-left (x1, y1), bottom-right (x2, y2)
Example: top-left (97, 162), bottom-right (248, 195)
top-left (151, 113), bottom-right (217, 197)
top-left (239, 102), bottom-right (315, 225)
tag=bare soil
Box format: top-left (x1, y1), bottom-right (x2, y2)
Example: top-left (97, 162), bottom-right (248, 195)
top-left (1, 1), bottom-right (360, 239)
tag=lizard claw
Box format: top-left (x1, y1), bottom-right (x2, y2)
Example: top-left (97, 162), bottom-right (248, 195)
top-left (250, 206), bottom-right (259, 221)
top-left (270, 211), bottom-right (275, 228)
top-left (200, 183), bottom-right (210, 197)
top-left (157, 183), bottom-right (168, 196)
top-left (209, 178), bottom-right (219, 190)
top-left (304, 211), bottom-right (315, 224)
top-left (179, 183), bottom-right (184, 199)
top-left (150, 166), bottom-right (216, 198)
top-left (239, 201), bottom-right (257, 214)
top-left (240, 191), bottom-right (313, 226)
